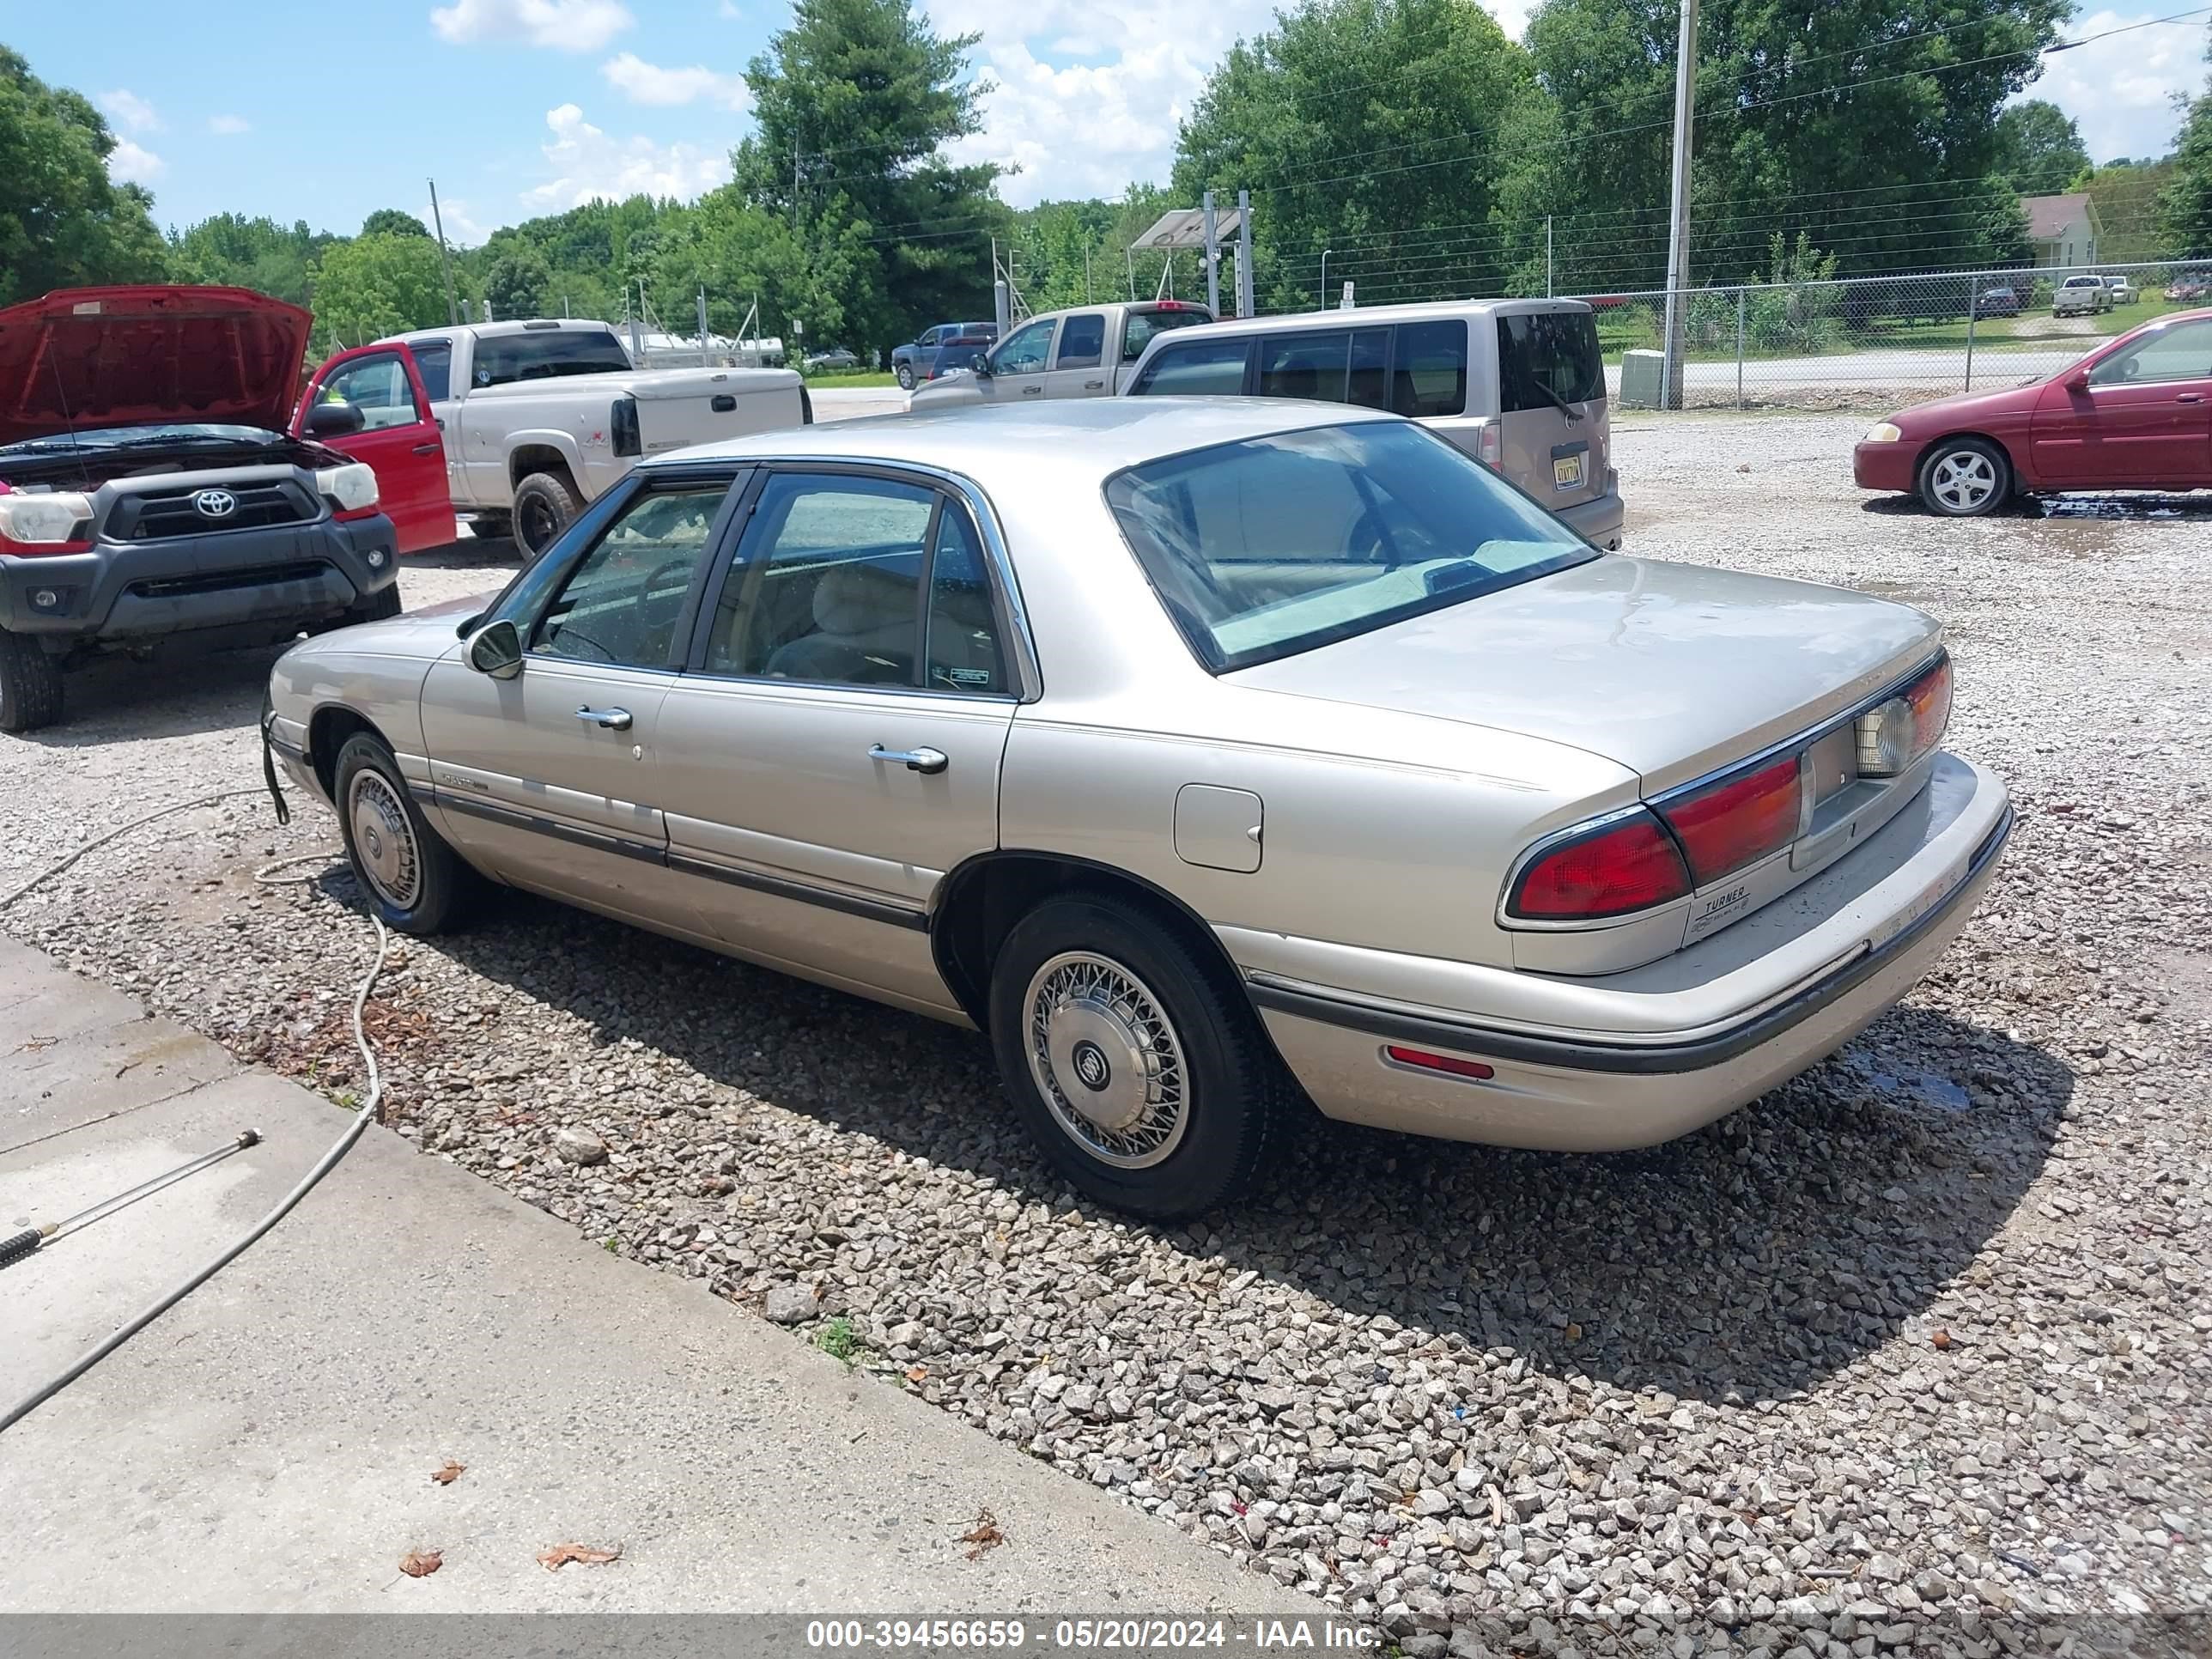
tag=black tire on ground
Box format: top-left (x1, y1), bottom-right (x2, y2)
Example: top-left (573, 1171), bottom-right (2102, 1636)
top-left (331, 732), bottom-right (481, 935)
top-left (0, 626), bottom-right (65, 734)
top-left (511, 471), bottom-right (580, 565)
top-left (345, 584), bottom-right (404, 626)
top-left (895, 363), bottom-right (915, 391)
top-left (987, 891), bottom-right (1288, 1220)
top-left (1917, 437), bottom-right (2013, 518)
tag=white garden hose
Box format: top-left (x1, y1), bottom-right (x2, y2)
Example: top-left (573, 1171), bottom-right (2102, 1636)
top-left (0, 795), bottom-right (391, 1436)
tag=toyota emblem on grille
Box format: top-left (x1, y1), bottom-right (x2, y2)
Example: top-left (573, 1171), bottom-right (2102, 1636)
top-left (193, 489), bottom-right (239, 520)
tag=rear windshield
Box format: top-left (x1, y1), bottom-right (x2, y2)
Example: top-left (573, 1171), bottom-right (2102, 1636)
top-left (1496, 311), bottom-right (1603, 412)
top-left (473, 328), bottom-right (632, 388)
top-left (1122, 307), bottom-right (1212, 362)
top-left (1105, 421), bottom-right (1595, 672)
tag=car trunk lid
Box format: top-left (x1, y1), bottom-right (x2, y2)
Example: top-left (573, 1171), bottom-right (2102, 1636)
top-left (1231, 555), bottom-right (1942, 793)
top-left (0, 285), bottom-right (312, 447)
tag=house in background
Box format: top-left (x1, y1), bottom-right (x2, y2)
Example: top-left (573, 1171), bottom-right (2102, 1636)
top-left (2021, 193), bottom-right (2106, 268)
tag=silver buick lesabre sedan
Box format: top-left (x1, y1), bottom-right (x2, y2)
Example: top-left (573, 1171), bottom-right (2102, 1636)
top-left (264, 399), bottom-right (2012, 1218)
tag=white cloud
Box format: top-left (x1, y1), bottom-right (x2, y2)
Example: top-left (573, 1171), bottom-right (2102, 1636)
top-left (430, 0), bottom-right (634, 52)
top-left (96, 88), bottom-right (161, 134)
top-left (208, 113), bottom-right (251, 135)
top-left (107, 139), bottom-right (165, 184)
top-left (601, 52), bottom-right (751, 111)
top-left (423, 195), bottom-right (492, 246)
top-left (718, 0), bottom-right (742, 14)
top-left (2027, 9), bottom-right (2203, 166)
top-left (522, 103), bottom-right (732, 210)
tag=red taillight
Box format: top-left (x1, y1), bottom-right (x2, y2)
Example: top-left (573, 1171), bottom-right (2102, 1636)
top-left (1661, 755), bottom-right (1801, 885)
top-left (1507, 809), bottom-right (1692, 921)
top-left (1156, 301), bottom-right (1187, 311)
top-left (1383, 1045), bottom-right (1495, 1080)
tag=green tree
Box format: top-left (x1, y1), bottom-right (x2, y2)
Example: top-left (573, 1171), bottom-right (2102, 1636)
top-left (309, 234), bottom-right (447, 346)
top-left (732, 0), bottom-right (1004, 353)
top-left (169, 214), bottom-right (337, 305)
top-left (360, 208), bottom-right (431, 240)
top-left (1994, 100), bottom-right (2091, 198)
top-left (1516, 0), bottom-right (2069, 289)
top-left (2164, 76), bottom-right (2212, 259)
top-left (480, 238), bottom-right (551, 319)
top-left (0, 46), bottom-right (167, 303)
top-left (1174, 0), bottom-right (1540, 311)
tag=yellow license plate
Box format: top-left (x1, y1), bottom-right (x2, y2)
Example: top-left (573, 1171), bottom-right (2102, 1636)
top-left (1553, 454), bottom-right (1584, 489)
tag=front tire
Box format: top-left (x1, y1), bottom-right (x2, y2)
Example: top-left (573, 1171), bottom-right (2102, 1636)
top-left (988, 893), bottom-right (1286, 1219)
top-left (511, 471), bottom-right (580, 566)
top-left (342, 585), bottom-right (404, 628)
top-left (895, 363), bottom-right (915, 391)
top-left (1918, 438), bottom-right (2011, 517)
top-left (332, 732), bottom-right (480, 934)
top-left (0, 627), bottom-right (64, 734)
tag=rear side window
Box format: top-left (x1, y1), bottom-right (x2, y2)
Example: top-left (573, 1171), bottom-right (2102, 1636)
top-left (1392, 322), bottom-right (1468, 418)
top-left (474, 328), bottom-right (633, 388)
top-left (1055, 313), bottom-right (1107, 368)
top-left (1256, 329), bottom-right (1393, 406)
top-left (409, 340), bottom-right (453, 401)
top-left (1496, 311), bottom-right (1602, 412)
top-left (1132, 338), bottom-right (1251, 395)
top-left (1122, 307), bottom-right (1212, 362)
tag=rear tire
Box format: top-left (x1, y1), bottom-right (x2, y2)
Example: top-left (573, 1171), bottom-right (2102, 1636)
top-left (332, 732), bottom-right (480, 935)
top-left (0, 627), bottom-right (64, 734)
top-left (511, 471), bottom-right (580, 566)
top-left (988, 892), bottom-right (1286, 1220)
top-left (1917, 438), bottom-right (2011, 518)
top-left (896, 363), bottom-right (915, 391)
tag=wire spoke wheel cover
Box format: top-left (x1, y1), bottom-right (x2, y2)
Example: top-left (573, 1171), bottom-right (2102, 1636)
top-left (1024, 951), bottom-right (1190, 1169)
top-left (1929, 450), bottom-right (1997, 512)
top-left (347, 770), bottom-right (422, 910)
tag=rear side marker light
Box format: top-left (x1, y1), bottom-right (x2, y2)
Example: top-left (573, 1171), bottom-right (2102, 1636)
top-left (1662, 755), bottom-right (1802, 885)
top-left (1506, 808), bottom-right (1692, 921)
top-left (1858, 656), bottom-right (1953, 777)
top-left (1384, 1045), bottom-right (1495, 1081)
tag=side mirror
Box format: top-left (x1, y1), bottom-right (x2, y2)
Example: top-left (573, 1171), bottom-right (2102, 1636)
top-left (467, 618), bottom-right (524, 680)
top-left (304, 399), bottom-right (366, 439)
top-left (2065, 368), bottom-right (2091, 393)
top-left (970, 355), bottom-right (994, 379)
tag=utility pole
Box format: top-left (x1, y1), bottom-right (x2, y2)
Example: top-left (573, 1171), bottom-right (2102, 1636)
top-left (1085, 246), bottom-right (1093, 303)
top-left (1237, 189), bottom-right (1255, 320)
top-left (1660, 0), bottom-right (1699, 410)
top-left (426, 177), bottom-right (460, 326)
top-left (1319, 249), bottom-right (1333, 310)
top-left (1202, 191), bottom-right (1220, 318)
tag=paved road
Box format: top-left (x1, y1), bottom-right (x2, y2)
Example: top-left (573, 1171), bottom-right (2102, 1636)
top-left (0, 935), bottom-right (1316, 1623)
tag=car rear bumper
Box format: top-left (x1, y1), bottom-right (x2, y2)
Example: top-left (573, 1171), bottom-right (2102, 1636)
top-left (1852, 441), bottom-right (1919, 492)
top-left (1237, 754), bottom-right (2011, 1150)
top-left (0, 516), bottom-right (398, 645)
top-left (1558, 481), bottom-right (1626, 550)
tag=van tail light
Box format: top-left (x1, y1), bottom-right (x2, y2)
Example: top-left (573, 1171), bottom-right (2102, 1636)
top-left (1658, 756), bottom-right (1802, 885)
top-left (1506, 808), bottom-right (1692, 921)
top-left (1856, 656), bottom-right (1951, 777)
top-left (0, 491), bottom-right (95, 556)
top-left (1475, 422), bottom-right (1502, 469)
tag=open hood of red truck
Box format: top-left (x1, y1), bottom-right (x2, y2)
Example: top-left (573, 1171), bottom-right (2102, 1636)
top-left (0, 285), bottom-right (313, 447)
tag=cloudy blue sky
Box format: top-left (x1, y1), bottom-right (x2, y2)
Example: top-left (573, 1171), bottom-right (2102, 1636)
top-left (9, 0), bottom-right (2207, 246)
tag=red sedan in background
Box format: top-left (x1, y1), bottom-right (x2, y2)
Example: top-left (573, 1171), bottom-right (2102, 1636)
top-left (1855, 307), bottom-right (2212, 515)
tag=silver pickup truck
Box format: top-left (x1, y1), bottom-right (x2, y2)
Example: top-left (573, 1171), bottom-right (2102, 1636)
top-left (357, 320), bottom-right (809, 561)
top-left (906, 301), bottom-right (1215, 409)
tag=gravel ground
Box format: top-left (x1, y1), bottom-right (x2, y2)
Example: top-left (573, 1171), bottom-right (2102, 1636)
top-left (4, 422), bottom-right (2209, 1655)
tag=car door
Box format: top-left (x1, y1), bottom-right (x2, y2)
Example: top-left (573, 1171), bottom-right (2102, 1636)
top-left (653, 466), bottom-right (1023, 1016)
top-left (979, 316), bottom-right (1058, 403)
top-left (295, 343), bottom-right (457, 552)
top-left (2031, 317), bottom-right (2212, 489)
top-left (416, 471), bottom-right (747, 934)
top-left (1043, 311), bottom-right (1112, 398)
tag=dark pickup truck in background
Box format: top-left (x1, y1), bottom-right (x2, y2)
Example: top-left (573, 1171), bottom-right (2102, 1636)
top-left (0, 286), bottom-right (452, 733)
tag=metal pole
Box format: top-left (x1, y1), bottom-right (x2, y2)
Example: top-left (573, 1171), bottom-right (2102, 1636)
top-left (1735, 286), bottom-right (1747, 410)
top-left (1547, 216), bottom-right (1554, 297)
top-left (1964, 287), bottom-right (1978, 393)
top-left (1660, 0), bottom-right (1699, 410)
top-left (1203, 191), bottom-right (1220, 318)
top-left (1320, 250), bottom-right (1332, 310)
top-left (1085, 246), bottom-right (1092, 303)
top-left (426, 177), bottom-right (460, 326)
top-left (1126, 246), bottom-right (1136, 302)
top-left (1237, 189), bottom-right (1255, 321)
top-left (697, 287), bottom-right (712, 362)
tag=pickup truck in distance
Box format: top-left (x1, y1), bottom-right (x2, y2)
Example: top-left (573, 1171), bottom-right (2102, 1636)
top-left (906, 301), bottom-right (1214, 409)
top-left (0, 285), bottom-right (446, 734)
top-left (328, 319), bottom-right (809, 562)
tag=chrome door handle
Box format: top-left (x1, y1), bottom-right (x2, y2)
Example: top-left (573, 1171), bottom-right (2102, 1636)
top-left (2178, 392), bottom-right (2205, 404)
top-left (1084, 380), bottom-right (1105, 390)
top-left (870, 744), bottom-right (948, 775)
top-left (577, 706), bottom-right (633, 731)
top-left (1021, 384), bottom-right (1043, 395)
top-left (413, 441), bottom-right (441, 454)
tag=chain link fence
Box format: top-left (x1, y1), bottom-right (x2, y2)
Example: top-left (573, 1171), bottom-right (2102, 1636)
top-left (1559, 259), bottom-right (2210, 412)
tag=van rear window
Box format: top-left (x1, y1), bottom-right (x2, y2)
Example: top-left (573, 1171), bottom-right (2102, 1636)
top-left (1496, 311), bottom-right (1603, 412)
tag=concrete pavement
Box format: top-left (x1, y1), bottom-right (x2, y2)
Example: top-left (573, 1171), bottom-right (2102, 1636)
top-left (0, 934), bottom-right (1316, 1618)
